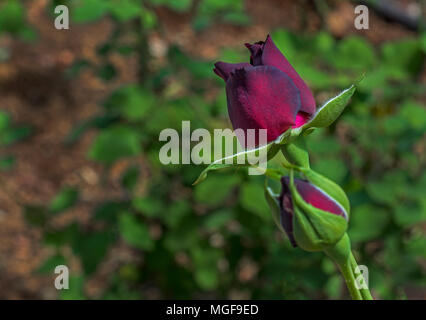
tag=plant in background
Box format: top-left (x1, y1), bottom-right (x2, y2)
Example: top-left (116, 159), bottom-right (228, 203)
top-left (13, 0), bottom-right (423, 300)
top-left (196, 35), bottom-right (373, 300)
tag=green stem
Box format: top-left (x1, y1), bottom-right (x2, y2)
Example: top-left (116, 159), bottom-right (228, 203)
top-left (350, 252), bottom-right (374, 300)
top-left (338, 257), bottom-right (363, 300)
top-left (324, 234), bottom-right (363, 300)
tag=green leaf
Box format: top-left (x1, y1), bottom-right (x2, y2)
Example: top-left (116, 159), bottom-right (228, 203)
top-left (393, 205), bottom-right (426, 228)
top-left (312, 158), bottom-right (347, 185)
top-left (223, 11), bottom-right (250, 25)
top-left (381, 39), bottom-right (423, 76)
top-left (301, 84), bottom-right (357, 131)
top-left (193, 130), bottom-right (290, 185)
top-left (148, 0), bottom-right (192, 12)
top-left (333, 36), bottom-right (376, 71)
top-left (72, 230), bottom-right (115, 275)
top-left (104, 85), bottom-right (155, 121)
top-left (37, 254), bottom-right (67, 274)
top-left (0, 155), bottom-right (14, 171)
top-left (132, 197), bottom-right (163, 217)
top-left (0, 125), bottom-right (32, 146)
top-left (73, 0), bottom-right (109, 23)
top-left (0, 1), bottom-right (29, 37)
top-left (203, 209), bottom-right (233, 230)
top-left (121, 165), bottom-right (140, 192)
top-left (97, 63), bottom-right (117, 81)
top-left (49, 187), bottom-right (79, 214)
top-left (240, 182), bottom-right (269, 220)
top-left (43, 223), bottom-right (79, 247)
top-left (119, 212), bottom-right (154, 250)
top-left (107, 0), bottom-right (141, 21)
top-left (348, 205), bottom-right (389, 243)
top-left (88, 125), bottom-right (141, 164)
top-left (0, 111), bottom-right (11, 131)
top-left (264, 180), bottom-right (285, 234)
top-left (194, 174), bottom-right (240, 206)
top-left (399, 101), bottom-right (426, 131)
top-left (60, 276), bottom-right (85, 300)
top-left (195, 267), bottom-right (219, 290)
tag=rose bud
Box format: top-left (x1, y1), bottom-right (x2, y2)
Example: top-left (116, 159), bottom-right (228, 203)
top-left (213, 35), bottom-right (316, 146)
top-left (279, 176), bottom-right (348, 252)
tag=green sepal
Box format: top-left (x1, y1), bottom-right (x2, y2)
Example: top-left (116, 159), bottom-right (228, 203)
top-left (264, 180), bottom-right (286, 234)
top-left (193, 129), bottom-right (293, 185)
top-left (289, 171), bottom-right (348, 252)
top-left (294, 81), bottom-right (360, 135)
top-left (280, 137), bottom-right (310, 169)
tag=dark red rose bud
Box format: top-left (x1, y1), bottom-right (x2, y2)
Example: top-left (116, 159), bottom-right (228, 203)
top-left (214, 35), bottom-right (316, 147)
top-left (226, 66), bottom-right (301, 145)
top-left (213, 62), bottom-right (252, 81)
top-left (279, 177), bottom-right (348, 247)
top-left (245, 35), bottom-right (316, 118)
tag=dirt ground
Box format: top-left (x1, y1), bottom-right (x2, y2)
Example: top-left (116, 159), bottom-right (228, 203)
top-left (0, 0), bottom-right (420, 299)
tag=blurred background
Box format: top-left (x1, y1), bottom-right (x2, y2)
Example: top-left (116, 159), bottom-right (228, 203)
top-left (0, 0), bottom-right (425, 299)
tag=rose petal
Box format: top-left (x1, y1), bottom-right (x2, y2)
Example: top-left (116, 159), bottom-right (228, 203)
top-left (213, 61), bottom-right (252, 81)
top-left (279, 180), bottom-right (297, 247)
top-left (246, 35), bottom-right (316, 116)
top-left (293, 112), bottom-right (311, 128)
top-left (226, 65), bottom-right (301, 145)
top-left (284, 177), bottom-right (347, 218)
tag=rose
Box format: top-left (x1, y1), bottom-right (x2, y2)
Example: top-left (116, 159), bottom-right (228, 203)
top-left (279, 176), bottom-right (348, 252)
top-left (214, 35), bottom-right (316, 146)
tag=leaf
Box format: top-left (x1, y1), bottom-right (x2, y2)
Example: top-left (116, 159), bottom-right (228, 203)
top-left (107, 0), bottom-right (141, 21)
top-left (301, 84), bottom-right (357, 131)
top-left (348, 205), bottom-right (389, 243)
top-left (97, 63), bottom-right (117, 81)
top-left (148, 0), bottom-right (192, 12)
top-left (264, 180), bottom-right (285, 234)
top-left (72, 230), bottom-right (115, 275)
top-left (0, 111), bottom-right (11, 131)
top-left (193, 130), bottom-right (290, 185)
top-left (88, 125), bottom-right (141, 164)
top-left (60, 276), bottom-right (85, 300)
top-left (0, 125), bottom-right (32, 146)
top-left (132, 197), bottom-right (163, 217)
top-left (119, 212), bottom-right (154, 250)
top-left (104, 85), bottom-right (155, 121)
top-left (240, 182), bottom-right (270, 220)
top-left (121, 165), bottom-right (140, 192)
top-left (333, 36), bottom-right (376, 71)
top-left (393, 204), bottom-right (426, 228)
top-left (37, 254), bottom-right (66, 274)
top-left (312, 158), bottom-right (347, 185)
top-left (195, 267), bottom-right (219, 290)
top-left (73, 0), bottom-right (108, 23)
top-left (203, 209), bottom-right (233, 230)
top-left (194, 175), bottom-right (240, 206)
top-left (0, 155), bottom-right (14, 171)
top-left (49, 187), bottom-right (79, 214)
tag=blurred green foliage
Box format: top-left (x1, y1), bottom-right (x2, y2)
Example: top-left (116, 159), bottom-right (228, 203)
top-left (0, 110), bottom-right (31, 171)
top-left (3, 0), bottom-right (425, 299)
